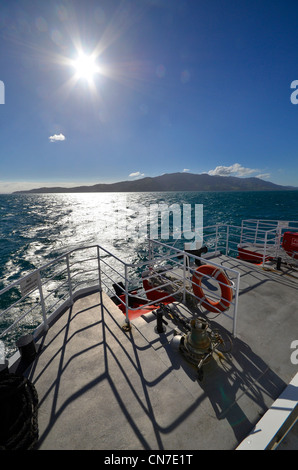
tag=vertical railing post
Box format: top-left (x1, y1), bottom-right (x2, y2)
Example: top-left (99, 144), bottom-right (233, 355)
top-left (148, 239), bottom-right (152, 262)
top-left (148, 239), bottom-right (154, 271)
top-left (183, 253), bottom-right (187, 304)
top-left (37, 271), bottom-right (48, 331)
top-left (254, 220), bottom-right (259, 245)
top-left (262, 231), bottom-right (268, 267)
top-left (97, 245), bottom-right (104, 318)
top-left (240, 220), bottom-right (244, 244)
top-left (226, 225), bottom-right (230, 256)
top-left (215, 225), bottom-right (219, 252)
top-left (275, 225), bottom-right (282, 259)
top-left (66, 254), bottom-right (73, 305)
top-left (124, 264), bottom-right (130, 327)
top-left (97, 246), bottom-right (102, 292)
top-left (232, 271), bottom-right (241, 338)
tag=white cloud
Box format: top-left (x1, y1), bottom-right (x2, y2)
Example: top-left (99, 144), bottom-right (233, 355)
top-left (208, 163), bottom-right (258, 177)
top-left (256, 173), bottom-right (270, 179)
top-left (49, 133), bottom-right (66, 142)
top-left (183, 168), bottom-right (190, 172)
top-left (129, 171), bottom-right (145, 178)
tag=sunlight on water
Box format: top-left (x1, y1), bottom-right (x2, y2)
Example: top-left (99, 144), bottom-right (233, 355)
top-left (1, 190), bottom-right (298, 286)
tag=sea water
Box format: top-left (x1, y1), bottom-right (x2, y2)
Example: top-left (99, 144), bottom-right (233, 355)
top-left (0, 190), bottom-right (297, 355)
top-left (1, 190), bottom-right (298, 285)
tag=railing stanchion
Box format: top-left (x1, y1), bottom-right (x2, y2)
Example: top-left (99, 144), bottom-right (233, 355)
top-left (232, 271), bottom-right (241, 338)
top-left (226, 226), bottom-right (230, 256)
top-left (262, 231), bottom-right (268, 267)
top-left (66, 254), bottom-right (73, 305)
top-left (254, 220), bottom-right (259, 245)
top-left (183, 253), bottom-right (187, 304)
top-left (37, 271), bottom-right (48, 331)
top-left (124, 264), bottom-right (130, 327)
top-left (97, 246), bottom-right (102, 292)
top-left (215, 225), bottom-right (219, 252)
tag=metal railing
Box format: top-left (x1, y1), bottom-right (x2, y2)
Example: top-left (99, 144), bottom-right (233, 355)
top-left (0, 237), bottom-right (241, 361)
top-left (147, 239), bottom-right (240, 334)
top-left (1, 219), bottom-right (298, 361)
top-left (0, 245), bottom-right (102, 359)
top-left (240, 219), bottom-right (298, 264)
top-left (197, 220), bottom-right (298, 266)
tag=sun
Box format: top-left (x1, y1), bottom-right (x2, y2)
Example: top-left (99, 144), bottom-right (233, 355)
top-left (72, 52), bottom-right (100, 82)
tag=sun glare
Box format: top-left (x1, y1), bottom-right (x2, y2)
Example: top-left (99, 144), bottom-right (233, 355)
top-left (72, 53), bottom-right (100, 81)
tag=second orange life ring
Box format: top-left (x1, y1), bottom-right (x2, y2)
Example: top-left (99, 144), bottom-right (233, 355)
top-left (192, 264), bottom-right (233, 313)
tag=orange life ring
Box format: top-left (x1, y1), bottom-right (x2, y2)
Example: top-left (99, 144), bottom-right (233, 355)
top-left (192, 264), bottom-right (233, 313)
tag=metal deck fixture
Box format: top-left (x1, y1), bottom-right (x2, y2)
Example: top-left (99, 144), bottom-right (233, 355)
top-left (183, 318), bottom-right (212, 361)
top-left (171, 316), bottom-right (229, 381)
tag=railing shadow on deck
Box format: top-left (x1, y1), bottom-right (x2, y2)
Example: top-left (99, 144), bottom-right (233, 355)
top-left (20, 289), bottom-right (287, 450)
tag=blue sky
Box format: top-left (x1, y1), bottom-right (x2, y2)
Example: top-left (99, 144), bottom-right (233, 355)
top-left (1, 0), bottom-right (298, 193)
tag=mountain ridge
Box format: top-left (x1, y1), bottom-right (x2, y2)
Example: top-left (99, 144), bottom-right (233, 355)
top-left (13, 172), bottom-right (297, 193)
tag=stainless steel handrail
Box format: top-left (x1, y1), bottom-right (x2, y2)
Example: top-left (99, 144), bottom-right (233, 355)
top-left (1, 225), bottom-right (259, 359)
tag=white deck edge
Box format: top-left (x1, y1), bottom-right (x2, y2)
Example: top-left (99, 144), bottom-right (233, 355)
top-left (236, 372), bottom-right (298, 450)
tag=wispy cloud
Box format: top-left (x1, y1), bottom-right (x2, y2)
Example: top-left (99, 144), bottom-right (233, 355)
top-left (208, 163), bottom-right (261, 177)
top-left (49, 133), bottom-right (66, 143)
top-left (129, 171), bottom-right (145, 178)
top-left (183, 168), bottom-right (190, 172)
top-left (256, 173), bottom-right (270, 179)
